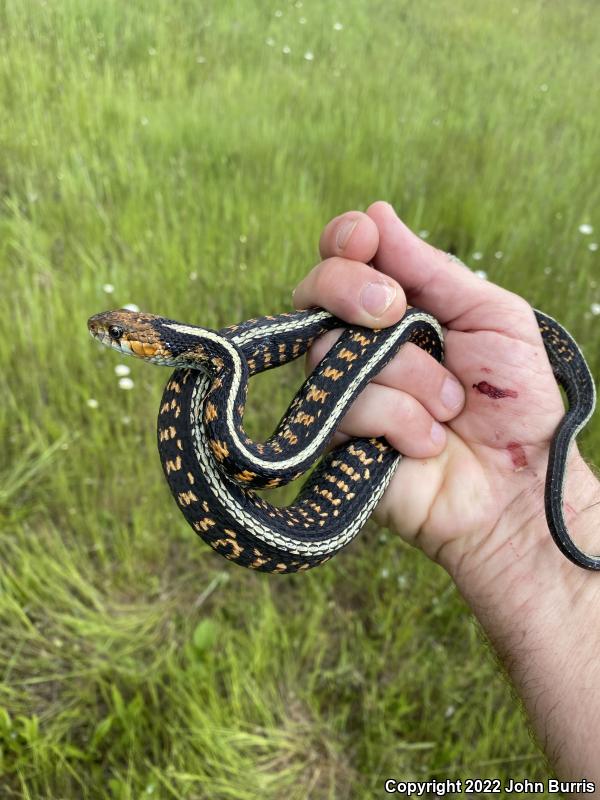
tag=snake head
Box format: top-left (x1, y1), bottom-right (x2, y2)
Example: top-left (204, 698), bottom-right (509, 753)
top-left (87, 309), bottom-right (217, 370)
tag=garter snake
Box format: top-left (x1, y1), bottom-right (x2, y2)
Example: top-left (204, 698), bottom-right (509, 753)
top-left (88, 304), bottom-right (597, 572)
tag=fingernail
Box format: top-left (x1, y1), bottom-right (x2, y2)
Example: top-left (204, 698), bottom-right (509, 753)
top-left (431, 420), bottom-right (445, 446)
top-left (336, 219), bottom-right (358, 250)
top-left (360, 280), bottom-right (396, 318)
top-left (441, 376), bottom-right (464, 410)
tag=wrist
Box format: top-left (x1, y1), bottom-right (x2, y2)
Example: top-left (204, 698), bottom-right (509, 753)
top-left (447, 452), bottom-right (600, 779)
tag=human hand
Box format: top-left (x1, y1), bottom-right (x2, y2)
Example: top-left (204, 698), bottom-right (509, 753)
top-left (294, 201), bottom-right (596, 585)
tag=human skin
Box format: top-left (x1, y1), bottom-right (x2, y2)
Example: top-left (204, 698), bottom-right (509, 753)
top-left (293, 201), bottom-right (600, 785)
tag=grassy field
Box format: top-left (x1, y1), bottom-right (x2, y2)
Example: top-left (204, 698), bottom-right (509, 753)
top-left (0, 0), bottom-right (599, 797)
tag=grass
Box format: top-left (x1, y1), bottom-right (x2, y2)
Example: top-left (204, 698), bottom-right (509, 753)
top-left (0, 0), bottom-right (599, 797)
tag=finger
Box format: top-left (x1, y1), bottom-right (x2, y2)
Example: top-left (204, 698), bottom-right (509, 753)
top-left (331, 382), bottom-right (447, 458)
top-left (366, 201), bottom-right (538, 340)
top-left (307, 330), bottom-right (465, 422)
top-left (318, 211), bottom-right (380, 263)
top-left (293, 256), bottom-right (407, 328)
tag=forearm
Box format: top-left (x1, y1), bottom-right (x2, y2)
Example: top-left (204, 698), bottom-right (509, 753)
top-left (452, 455), bottom-right (600, 783)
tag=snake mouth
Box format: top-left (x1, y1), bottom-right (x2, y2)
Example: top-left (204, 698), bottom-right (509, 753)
top-left (88, 312), bottom-right (166, 363)
top-left (89, 328), bottom-right (159, 359)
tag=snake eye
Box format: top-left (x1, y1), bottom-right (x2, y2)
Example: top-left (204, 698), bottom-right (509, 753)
top-left (108, 325), bottom-right (124, 341)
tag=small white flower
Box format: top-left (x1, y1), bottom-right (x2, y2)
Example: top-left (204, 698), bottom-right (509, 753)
top-left (474, 269), bottom-right (488, 279)
top-left (380, 568), bottom-right (389, 579)
top-left (239, 262), bottom-right (247, 271)
top-left (303, 50), bottom-right (314, 61)
top-left (148, 47), bottom-right (157, 56)
top-left (196, 55), bottom-right (206, 64)
top-left (579, 223), bottom-right (593, 235)
top-left (239, 234), bottom-right (247, 243)
top-left (588, 242), bottom-right (598, 252)
top-left (591, 303), bottom-right (600, 316)
top-left (539, 83), bottom-right (548, 92)
top-left (282, 45), bottom-right (291, 54)
top-left (140, 116), bottom-right (149, 126)
top-left (472, 251), bottom-right (483, 261)
top-left (333, 21), bottom-right (343, 30)
top-left (115, 364), bottom-right (131, 377)
top-left (544, 267), bottom-right (552, 275)
top-left (397, 575), bottom-right (407, 588)
top-left (122, 303), bottom-right (140, 312)
top-left (87, 398), bottom-right (99, 409)
top-left (189, 271), bottom-right (198, 281)
top-left (274, 9), bottom-right (283, 17)
top-left (294, 0), bottom-right (303, 7)
top-left (494, 250), bottom-right (504, 259)
top-left (122, 415), bottom-right (131, 425)
top-left (445, 705), bottom-right (456, 719)
top-left (418, 229), bottom-right (429, 239)
top-left (102, 283), bottom-right (114, 294)
top-left (118, 377), bottom-right (135, 390)
top-left (265, 37), bottom-right (275, 46)
top-left (299, 16), bottom-right (306, 24)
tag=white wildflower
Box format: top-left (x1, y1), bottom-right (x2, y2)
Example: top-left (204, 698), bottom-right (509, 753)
top-left (114, 364), bottom-right (131, 377)
top-left (122, 303), bottom-right (140, 312)
top-left (87, 398), bottom-right (99, 409)
top-left (579, 223), bottom-right (593, 235)
top-left (102, 283), bottom-right (114, 294)
top-left (474, 269), bottom-right (488, 279)
top-left (304, 51), bottom-right (314, 61)
top-left (118, 377), bottom-right (134, 390)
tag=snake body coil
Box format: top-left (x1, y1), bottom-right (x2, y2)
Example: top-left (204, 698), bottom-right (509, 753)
top-left (88, 305), bottom-right (597, 572)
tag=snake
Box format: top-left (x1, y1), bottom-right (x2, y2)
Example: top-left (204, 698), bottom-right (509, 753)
top-left (87, 303), bottom-right (597, 572)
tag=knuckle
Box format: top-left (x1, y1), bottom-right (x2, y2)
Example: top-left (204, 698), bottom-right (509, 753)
top-left (392, 392), bottom-right (416, 425)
